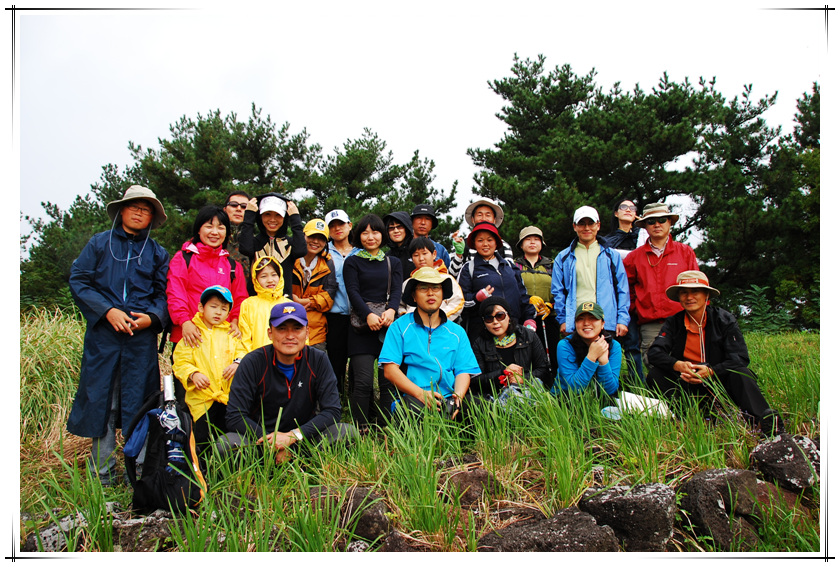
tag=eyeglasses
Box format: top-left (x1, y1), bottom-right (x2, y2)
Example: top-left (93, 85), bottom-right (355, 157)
top-left (645, 217), bottom-right (669, 225)
top-left (482, 311), bottom-right (508, 323)
top-left (618, 204), bottom-right (637, 212)
top-left (416, 284), bottom-right (442, 293)
top-left (575, 220), bottom-right (598, 228)
top-left (126, 204), bottom-right (153, 215)
top-left (226, 202), bottom-right (248, 209)
top-left (387, 224), bottom-right (404, 232)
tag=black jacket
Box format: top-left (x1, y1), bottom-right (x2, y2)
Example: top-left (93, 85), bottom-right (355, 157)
top-left (603, 227), bottom-right (640, 251)
top-left (225, 345), bottom-right (342, 441)
top-left (471, 324), bottom-right (552, 395)
top-left (647, 306), bottom-right (751, 376)
top-left (239, 199), bottom-right (306, 297)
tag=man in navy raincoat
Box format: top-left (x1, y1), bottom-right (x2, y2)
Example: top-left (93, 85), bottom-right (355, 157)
top-left (67, 185), bottom-right (170, 485)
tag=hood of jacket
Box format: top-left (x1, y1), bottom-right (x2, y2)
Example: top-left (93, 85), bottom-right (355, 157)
top-left (250, 255), bottom-right (287, 301)
top-left (191, 310), bottom-right (232, 334)
top-left (182, 239), bottom-right (231, 259)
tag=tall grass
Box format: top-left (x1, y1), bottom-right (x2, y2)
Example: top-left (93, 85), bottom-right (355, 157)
top-left (20, 309), bottom-right (820, 552)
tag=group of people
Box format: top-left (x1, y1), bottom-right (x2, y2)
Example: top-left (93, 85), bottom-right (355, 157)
top-left (65, 185), bottom-right (784, 485)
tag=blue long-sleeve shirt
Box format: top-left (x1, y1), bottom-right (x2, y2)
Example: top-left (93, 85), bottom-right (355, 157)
top-left (554, 337), bottom-right (622, 396)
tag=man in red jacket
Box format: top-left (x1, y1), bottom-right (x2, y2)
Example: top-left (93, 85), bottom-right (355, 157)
top-left (623, 203), bottom-right (699, 371)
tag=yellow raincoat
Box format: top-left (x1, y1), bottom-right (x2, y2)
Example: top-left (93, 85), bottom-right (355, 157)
top-left (238, 256), bottom-right (291, 351)
top-left (172, 312), bottom-right (249, 421)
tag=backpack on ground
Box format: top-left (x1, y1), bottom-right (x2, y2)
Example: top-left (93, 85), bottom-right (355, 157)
top-left (123, 378), bottom-right (207, 515)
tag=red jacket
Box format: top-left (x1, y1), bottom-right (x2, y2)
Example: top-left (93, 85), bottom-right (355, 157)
top-left (167, 241), bottom-right (248, 343)
top-left (623, 237), bottom-right (698, 325)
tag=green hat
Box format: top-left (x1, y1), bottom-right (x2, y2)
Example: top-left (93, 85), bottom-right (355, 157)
top-left (575, 301), bottom-right (605, 321)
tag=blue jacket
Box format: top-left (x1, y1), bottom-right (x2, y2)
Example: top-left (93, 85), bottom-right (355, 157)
top-left (327, 242), bottom-right (360, 315)
top-left (550, 236), bottom-right (630, 333)
top-left (554, 334), bottom-right (622, 396)
top-left (379, 309), bottom-right (480, 398)
top-left (458, 252), bottom-right (537, 333)
top-left (67, 224), bottom-right (170, 438)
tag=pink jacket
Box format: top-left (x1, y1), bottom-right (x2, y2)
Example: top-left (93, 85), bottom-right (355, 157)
top-left (166, 241), bottom-right (248, 343)
top-left (623, 237), bottom-right (699, 325)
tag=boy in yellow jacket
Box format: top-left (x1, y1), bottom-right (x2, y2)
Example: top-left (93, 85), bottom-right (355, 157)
top-left (173, 285), bottom-right (249, 449)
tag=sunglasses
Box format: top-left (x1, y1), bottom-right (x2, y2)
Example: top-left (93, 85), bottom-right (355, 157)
top-left (645, 216), bottom-right (669, 225)
top-left (226, 202), bottom-right (248, 209)
top-left (387, 224), bottom-right (404, 231)
top-left (482, 311), bottom-right (508, 323)
top-left (618, 204), bottom-right (637, 212)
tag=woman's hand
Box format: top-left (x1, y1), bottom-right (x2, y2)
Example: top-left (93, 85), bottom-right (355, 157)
top-left (367, 312), bottom-right (382, 331)
top-left (181, 320), bottom-right (203, 347)
top-left (587, 335), bottom-right (609, 363)
top-left (506, 364), bottom-right (525, 385)
top-left (228, 319), bottom-right (242, 339)
top-left (286, 201), bottom-right (299, 216)
top-left (475, 285), bottom-right (494, 302)
top-left (419, 389), bottom-right (443, 410)
top-left (380, 308), bottom-right (396, 327)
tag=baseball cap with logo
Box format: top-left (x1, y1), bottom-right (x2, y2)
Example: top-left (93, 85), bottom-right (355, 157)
top-left (200, 285), bottom-right (233, 306)
top-left (304, 219), bottom-right (329, 239)
top-left (325, 209), bottom-right (351, 225)
top-left (269, 302), bottom-right (309, 327)
top-left (575, 301), bottom-right (605, 321)
top-left (573, 206), bottom-right (600, 224)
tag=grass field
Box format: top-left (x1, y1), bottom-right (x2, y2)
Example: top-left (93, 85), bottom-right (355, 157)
top-left (19, 307), bottom-right (821, 552)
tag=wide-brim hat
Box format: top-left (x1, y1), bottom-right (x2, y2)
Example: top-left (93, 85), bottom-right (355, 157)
top-left (402, 266), bottom-right (453, 307)
top-left (410, 204), bottom-right (439, 229)
top-left (106, 185), bottom-right (167, 230)
top-left (634, 202), bottom-right (680, 228)
top-left (665, 270), bottom-right (720, 302)
top-left (464, 198), bottom-right (504, 228)
top-left (516, 226), bottom-right (544, 250)
top-left (466, 221), bottom-right (502, 250)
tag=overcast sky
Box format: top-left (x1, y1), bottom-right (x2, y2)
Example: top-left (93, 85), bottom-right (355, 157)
top-left (11, 0), bottom-right (832, 232)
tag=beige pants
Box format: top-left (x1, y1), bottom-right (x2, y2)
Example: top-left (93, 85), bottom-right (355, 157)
top-left (640, 320), bottom-right (666, 370)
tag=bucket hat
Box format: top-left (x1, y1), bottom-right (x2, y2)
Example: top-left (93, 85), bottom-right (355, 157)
top-left (106, 185), bottom-right (167, 229)
top-left (402, 266), bottom-right (453, 307)
top-left (665, 271), bottom-right (720, 302)
top-left (634, 202), bottom-right (680, 228)
top-left (464, 198), bottom-right (504, 228)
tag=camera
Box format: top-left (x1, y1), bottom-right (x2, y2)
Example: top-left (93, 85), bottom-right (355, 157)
top-left (442, 396), bottom-right (458, 419)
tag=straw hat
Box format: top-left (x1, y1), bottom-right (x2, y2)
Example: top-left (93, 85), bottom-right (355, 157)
top-left (634, 202), bottom-right (680, 228)
top-left (665, 271), bottom-right (720, 302)
top-left (464, 198), bottom-right (504, 228)
top-left (402, 266), bottom-right (453, 306)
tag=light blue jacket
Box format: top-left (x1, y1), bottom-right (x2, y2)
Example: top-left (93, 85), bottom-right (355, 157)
top-left (327, 242), bottom-right (359, 315)
top-left (550, 236), bottom-right (630, 333)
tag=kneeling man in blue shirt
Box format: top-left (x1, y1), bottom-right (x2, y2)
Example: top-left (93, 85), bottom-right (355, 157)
top-left (380, 267), bottom-right (480, 419)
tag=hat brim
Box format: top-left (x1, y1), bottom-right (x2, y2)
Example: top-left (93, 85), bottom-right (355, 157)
top-left (634, 213), bottom-right (680, 228)
top-left (465, 200), bottom-right (504, 228)
top-left (106, 197), bottom-right (167, 230)
top-left (466, 226), bottom-right (502, 250)
top-left (516, 230), bottom-right (544, 251)
top-left (665, 283), bottom-right (720, 302)
top-left (402, 277), bottom-right (453, 307)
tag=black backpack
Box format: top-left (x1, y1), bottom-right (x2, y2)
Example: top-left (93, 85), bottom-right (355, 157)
top-left (123, 390), bottom-right (207, 515)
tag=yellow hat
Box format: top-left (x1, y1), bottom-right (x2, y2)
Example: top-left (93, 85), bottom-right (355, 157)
top-left (303, 219), bottom-right (328, 239)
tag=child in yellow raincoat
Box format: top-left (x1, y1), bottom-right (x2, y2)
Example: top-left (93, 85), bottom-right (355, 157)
top-left (238, 256), bottom-right (291, 351)
top-left (172, 285), bottom-right (249, 449)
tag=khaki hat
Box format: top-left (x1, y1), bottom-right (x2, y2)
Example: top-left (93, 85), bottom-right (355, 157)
top-left (402, 266), bottom-right (453, 307)
top-left (106, 185), bottom-right (167, 230)
top-left (464, 198), bottom-right (504, 228)
top-left (516, 226), bottom-right (544, 250)
top-left (634, 202), bottom-right (679, 228)
top-left (303, 219), bottom-right (328, 239)
top-left (665, 270), bottom-right (720, 302)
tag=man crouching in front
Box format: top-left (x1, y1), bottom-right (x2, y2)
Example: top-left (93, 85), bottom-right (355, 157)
top-left (218, 302), bottom-right (357, 463)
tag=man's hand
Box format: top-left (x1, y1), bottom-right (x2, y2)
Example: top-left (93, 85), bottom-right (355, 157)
top-left (247, 197), bottom-right (259, 212)
top-left (673, 361), bottom-right (712, 384)
top-left (615, 324), bottom-right (628, 337)
top-left (257, 431), bottom-right (297, 464)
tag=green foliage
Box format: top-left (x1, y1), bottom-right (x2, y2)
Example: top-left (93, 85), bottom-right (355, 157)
top-left (740, 285), bottom-right (793, 334)
top-left (21, 108), bottom-right (458, 307)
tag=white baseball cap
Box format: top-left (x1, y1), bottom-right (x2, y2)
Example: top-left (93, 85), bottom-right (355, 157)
top-left (573, 206), bottom-right (600, 224)
top-left (325, 209), bottom-right (351, 225)
top-left (259, 195), bottom-right (287, 217)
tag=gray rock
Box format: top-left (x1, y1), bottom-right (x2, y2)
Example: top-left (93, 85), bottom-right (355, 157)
top-left (477, 507), bottom-right (620, 552)
top-left (579, 483), bottom-right (676, 551)
top-left (750, 434), bottom-right (818, 493)
top-left (378, 530), bottom-right (420, 552)
top-left (344, 486), bottom-right (392, 542)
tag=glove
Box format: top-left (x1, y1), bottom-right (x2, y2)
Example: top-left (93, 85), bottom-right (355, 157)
top-left (453, 239), bottom-right (465, 256)
top-left (476, 288), bottom-right (490, 302)
top-left (529, 296), bottom-right (550, 320)
top-left (523, 319), bottom-right (537, 332)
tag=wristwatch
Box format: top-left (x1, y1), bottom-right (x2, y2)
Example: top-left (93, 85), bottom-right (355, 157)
top-left (291, 429), bottom-right (303, 442)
